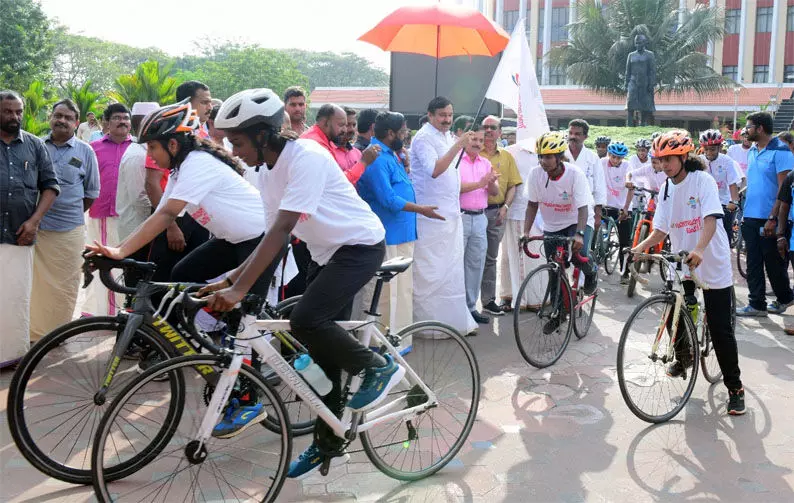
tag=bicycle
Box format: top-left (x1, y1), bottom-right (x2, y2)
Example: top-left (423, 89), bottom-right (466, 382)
top-left (623, 187), bottom-right (663, 297)
top-left (616, 252), bottom-right (726, 424)
top-left (90, 256), bottom-right (481, 502)
top-left (734, 186), bottom-right (747, 278)
top-left (513, 235), bottom-right (597, 368)
top-left (593, 209), bottom-right (621, 275)
top-left (7, 255), bottom-right (311, 485)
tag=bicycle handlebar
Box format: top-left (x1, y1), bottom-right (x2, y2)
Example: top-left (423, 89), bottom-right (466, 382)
top-left (82, 252), bottom-right (157, 296)
top-left (626, 250), bottom-right (709, 290)
top-left (520, 235), bottom-right (589, 264)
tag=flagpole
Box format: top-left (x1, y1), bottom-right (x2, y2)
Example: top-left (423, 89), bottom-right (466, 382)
top-left (452, 96), bottom-right (487, 170)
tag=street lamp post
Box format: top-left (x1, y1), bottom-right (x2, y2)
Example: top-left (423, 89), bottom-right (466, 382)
top-left (733, 87), bottom-right (740, 132)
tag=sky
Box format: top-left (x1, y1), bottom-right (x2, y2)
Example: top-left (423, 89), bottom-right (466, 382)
top-left (39, 0), bottom-right (482, 72)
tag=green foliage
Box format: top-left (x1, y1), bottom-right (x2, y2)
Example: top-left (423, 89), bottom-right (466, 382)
top-left (582, 125), bottom-right (675, 151)
top-left (549, 0), bottom-right (733, 96)
top-left (21, 80), bottom-right (55, 136)
top-left (61, 80), bottom-right (105, 122)
top-left (109, 61), bottom-right (178, 107)
top-left (0, 0), bottom-right (55, 90)
top-left (284, 50), bottom-right (388, 90)
top-left (174, 42), bottom-right (309, 100)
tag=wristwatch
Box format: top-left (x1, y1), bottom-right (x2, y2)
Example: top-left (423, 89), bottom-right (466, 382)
top-left (576, 230), bottom-right (585, 237)
top-left (768, 215), bottom-right (778, 221)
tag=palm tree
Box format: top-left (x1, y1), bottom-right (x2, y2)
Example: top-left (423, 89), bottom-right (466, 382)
top-left (62, 80), bottom-right (105, 122)
top-left (548, 0), bottom-right (734, 96)
top-left (109, 60), bottom-right (178, 107)
top-left (22, 80), bottom-right (55, 136)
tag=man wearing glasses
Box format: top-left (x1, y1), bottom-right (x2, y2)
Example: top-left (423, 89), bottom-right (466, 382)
top-left (87, 103), bottom-right (133, 316)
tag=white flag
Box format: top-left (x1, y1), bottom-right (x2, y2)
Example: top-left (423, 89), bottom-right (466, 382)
top-left (485, 18), bottom-right (549, 143)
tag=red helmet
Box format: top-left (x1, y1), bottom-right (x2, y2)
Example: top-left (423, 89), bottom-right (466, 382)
top-left (699, 129), bottom-right (723, 147)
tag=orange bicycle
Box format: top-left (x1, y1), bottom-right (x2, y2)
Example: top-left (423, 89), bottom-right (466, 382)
top-left (625, 187), bottom-right (664, 297)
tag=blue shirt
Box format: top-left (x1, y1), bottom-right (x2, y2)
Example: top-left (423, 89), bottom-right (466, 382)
top-left (41, 134), bottom-right (100, 231)
top-left (744, 136), bottom-right (794, 219)
top-left (356, 138), bottom-right (417, 245)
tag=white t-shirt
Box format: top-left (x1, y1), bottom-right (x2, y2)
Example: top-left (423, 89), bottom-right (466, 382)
top-left (526, 162), bottom-right (593, 232)
top-left (160, 151), bottom-right (265, 243)
top-left (726, 143), bottom-right (751, 175)
top-left (628, 164), bottom-right (667, 193)
top-left (700, 153), bottom-right (743, 205)
top-left (602, 158), bottom-right (631, 209)
top-left (258, 139), bottom-right (385, 266)
top-left (653, 170), bottom-right (732, 289)
top-left (116, 143), bottom-right (151, 241)
top-left (570, 146), bottom-right (607, 206)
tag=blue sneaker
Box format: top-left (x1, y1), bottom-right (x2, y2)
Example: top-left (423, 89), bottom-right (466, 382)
top-left (768, 300), bottom-right (794, 315)
top-left (211, 398), bottom-right (267, 439)
top-left (736, 305), bottom-right (767, 317)
top-left (287, 443), bottom-right (350, 479)
top-left (348, 354), bottom-right (406, 412)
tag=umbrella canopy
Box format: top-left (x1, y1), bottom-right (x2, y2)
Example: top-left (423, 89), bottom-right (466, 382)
top-left (358, 4), bottom-right (509, 59)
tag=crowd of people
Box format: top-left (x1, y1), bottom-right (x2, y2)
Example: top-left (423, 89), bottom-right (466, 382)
top-left (3, 76), bottom-right (794, 473)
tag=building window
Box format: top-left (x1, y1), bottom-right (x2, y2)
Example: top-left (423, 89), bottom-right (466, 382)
top-left (724, 9), bottom-right (741, 34)
top-left (753, 65), bottom-right (769, 83)
top-left (550, 7), bottom-right (569, 42)
top-left (785, 65), bottom-right (794, 83)
top-left (788, 6), bottom-right (794, 31)
top-left (504, 10), bottom-right (519, 32)
top-left (536, 58), bottom-right (543, 81)
top-left (538, 8), bottom-right (544, 44)
top-left (756, 6), bottom-right (773, 33)
top-left (549, 65), bottom-right (566, 85)
top-left (722, 65), bottom-right (738, 82)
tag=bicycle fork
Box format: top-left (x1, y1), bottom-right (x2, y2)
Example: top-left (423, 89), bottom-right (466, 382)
top-left (650, 292), bottom-right (684, 366)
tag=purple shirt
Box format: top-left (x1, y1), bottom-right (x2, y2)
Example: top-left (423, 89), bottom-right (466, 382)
top-left (459, 152), bottom-right (492, 211)
top-left (89, 135), bottom-right (132, 218)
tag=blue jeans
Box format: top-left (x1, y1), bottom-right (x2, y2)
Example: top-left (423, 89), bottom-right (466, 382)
top-left (461, 212), bottom-right (488, 311)
top-left (742, 218), bottom-right (793, 310)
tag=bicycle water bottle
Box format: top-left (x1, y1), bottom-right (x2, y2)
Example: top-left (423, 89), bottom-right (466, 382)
top-left (293, 354), bottom-right (332, 397)
top-left (685, 296), bottom-right (699, 326)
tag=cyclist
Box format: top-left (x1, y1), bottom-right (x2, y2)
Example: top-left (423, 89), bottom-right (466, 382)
top-left (601, 141), bottom-right (635, 283)
top-left (625, 148), bottom-right (666, 193)
top-left (629, 139), bottom-right (652, 172)
top-left (523, 131), bottom-right (597, 306)
top-left (698, 129), bottom-right (743, 240)
top-left (631, 130), bottom-right (745, 415)
top-left (202, 88), bottom-right (405, 479)
top-left (594, 135), bottom-right (611, 159)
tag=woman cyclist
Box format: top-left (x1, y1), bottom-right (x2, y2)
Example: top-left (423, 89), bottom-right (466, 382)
top-left (601, 141), bottom-right (635, 283)
top-left (631, 130), bottom-right (745, 415)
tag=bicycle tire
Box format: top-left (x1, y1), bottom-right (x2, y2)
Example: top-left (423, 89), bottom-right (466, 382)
top-left (91, 355), bottom-right (291, 502)
top-left (617, 294), bottom-right (699, 423)
top-left (513, 264), bottom-right (573, 368)
top-left (7, 317), bottom-right (181, 484)
top-left (604, 219), bottom-right (620, 275)
top-left (360, 321), bottom-right (480, 481)
top-left (573, 284), bottom-right (596, 339)
top-left (736, 230), bottom-right (747, 279)
top-left (627, 224), bottom-right (650, 298)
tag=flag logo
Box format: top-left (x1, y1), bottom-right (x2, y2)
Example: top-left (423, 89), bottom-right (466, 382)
top-left (512, 73), bottom-right (520, 86)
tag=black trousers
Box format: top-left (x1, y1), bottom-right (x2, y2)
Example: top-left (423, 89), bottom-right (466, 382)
top-left (284, 238), bottom-right (312, 298)
top-left (742, 218), bottom-right (793, 311)
top-left (604, 207), bottom-right (632, 271)
top-left (149, 214), bottom-right (210, 282)
top-left (721, 206), bottom-right (735, 242)
top-left (288, 241), bottom-right (386, 451)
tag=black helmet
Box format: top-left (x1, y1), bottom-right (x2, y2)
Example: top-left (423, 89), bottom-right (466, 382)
top-left (137, 100), bottom-right (200, 144)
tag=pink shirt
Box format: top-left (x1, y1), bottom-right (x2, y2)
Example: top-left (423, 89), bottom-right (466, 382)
top-left (89, 135), bottom-right (133, 218)
top-left (301, 125), bottom-right (366, 184)
top-left (459, 152), bottom-right (492, 211)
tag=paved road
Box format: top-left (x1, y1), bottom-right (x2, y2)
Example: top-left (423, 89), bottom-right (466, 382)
top-left (2, 260), bottom-right (794, 502)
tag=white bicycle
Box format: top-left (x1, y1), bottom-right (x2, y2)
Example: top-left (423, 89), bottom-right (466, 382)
top-left (90, 257), bottom-right (481, 502)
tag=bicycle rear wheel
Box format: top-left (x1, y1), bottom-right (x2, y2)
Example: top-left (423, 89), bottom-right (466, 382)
top-left (573, 282), bottom-right (596, 339)
top-left (604, 220), bottom-right (620, 275)
top-left (7, 317), bottom-right (179, 484)
top-left (513, 264), bottom-right (573, 368)
top-left (736, 230), bottom-right (747, 279)
top-left (361, 321), bottom-right (480, 481)
top-left (617, 294), bottom-right (699, 423)
top-left (91, 355), bottom-right (291, 503)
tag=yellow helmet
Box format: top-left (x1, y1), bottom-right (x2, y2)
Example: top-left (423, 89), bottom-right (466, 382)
top-left (536, 131), bottom-right (568, 155)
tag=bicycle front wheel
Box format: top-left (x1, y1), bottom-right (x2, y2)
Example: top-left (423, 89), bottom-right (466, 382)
top-left (573, 283), bottom-right (596, 339)
top-left (91, 355), bottom-right (291, 503)
top-left (604, 220), bottom-right (620, 275)
top-left (513, 264), bottom-right (573, 368)
top-left (617, 294), bottom-right (699, 423)
top-left (736, 230), bottom-right (747, 279)
top-left (361, 321), bottom-right (480, 481)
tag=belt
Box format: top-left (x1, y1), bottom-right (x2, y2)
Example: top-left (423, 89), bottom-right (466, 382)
top-left (486, 203), bottom-right (504, 210)
top-left (461, 209), bottom-right (485, 215)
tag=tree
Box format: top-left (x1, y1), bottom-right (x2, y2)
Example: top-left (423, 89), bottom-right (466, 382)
top-left (284, 50), bottom-right (389, 90)
top-left (109, 60), bottom-right (178, 107)
top-left (62, 80), bottom-right (105, 122)
top-left (0, 0), bottom-right (55, 90)
top-left (548, 0), bottom-right (733, 96)
top-left (174, 42), bottom-right (309, 100)
top-left (22, 80), bottom-right (56, 136)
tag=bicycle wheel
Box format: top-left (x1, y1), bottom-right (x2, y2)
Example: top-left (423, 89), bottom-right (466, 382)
top-left (604, 220), bottom-right (620, 275)
top-left (617, 294), bottom-right (699, 423)
top-left (513, 264), bottom-right (573, 368)
top-left (637, 223), bottom-right (652, 273)
top-left (360, 321), bottom-right (480, 481)
top-left (92, 355), bottom-right (291, 502)
top-left (573, 283), bottom-right (596, 339)
top-left (7, 316), bottom-right (179, 484)
top-left (736, 230), bottom-right (747, 279)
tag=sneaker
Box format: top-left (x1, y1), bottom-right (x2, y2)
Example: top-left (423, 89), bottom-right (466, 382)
top-left (736, 305), bottom-right (768, 317)
top-left (583, 273), bottom-right (598, 295)
top-left (135, 352), bottom-right (169, 382)
top-left (471, 310), bottom-right (490, 324)
top-left (666, 360), bottom-right (693, 378)
top-left (499, 301), bottom-right (514, 313)
top-left (727, 388), bottom-right (746, 415)
top-left (482, 301), bottom-right (506, 316)
top-left (287, 443), bottom-right (350, 479)
top-left (211, 398), bottom-right (268, 439)
top-left (767, 300), bottom-right (794, 315)
top-left (620, 275), bottom-right (630, 286)
top-left (348, 354), bottom-right (406, 412)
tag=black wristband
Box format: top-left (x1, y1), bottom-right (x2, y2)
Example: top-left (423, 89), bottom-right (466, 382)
top-left (224, 277), bottom-right (234, 287)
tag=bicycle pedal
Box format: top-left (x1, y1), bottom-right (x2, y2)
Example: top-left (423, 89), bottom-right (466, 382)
top-left (319, 457), bottom-right (331, 476)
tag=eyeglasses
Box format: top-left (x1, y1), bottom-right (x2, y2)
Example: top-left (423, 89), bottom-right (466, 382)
top-left (482, 125), bottom-right (499, 130)
top-left (52, 113), bottom-right (76, 121)
top-left (110, 115), bottom-right (130, 122)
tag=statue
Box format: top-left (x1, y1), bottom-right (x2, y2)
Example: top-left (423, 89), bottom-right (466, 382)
top-left (625, 29), bottom-right (656, 127)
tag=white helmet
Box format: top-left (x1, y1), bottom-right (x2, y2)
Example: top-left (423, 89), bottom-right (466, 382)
top-left (214, 88), bottom-right (284, 130)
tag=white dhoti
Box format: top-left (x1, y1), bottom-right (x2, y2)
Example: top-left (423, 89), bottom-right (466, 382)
top-left (83, 216), bottom-right (122, 316)
top-left (1, 243), bottom-right (34, 366)
top-left (501, 219), bottom-right (547, 309)
top-left (413, 215), bottom-right (477, 335)
top-left (30, 226), bottom-right (86, 342)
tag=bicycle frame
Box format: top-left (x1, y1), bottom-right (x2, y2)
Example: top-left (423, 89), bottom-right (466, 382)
top-left (192, 312), bottom-right (438, 448)
top-left (523, 236), bottom-right (596, 313)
